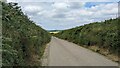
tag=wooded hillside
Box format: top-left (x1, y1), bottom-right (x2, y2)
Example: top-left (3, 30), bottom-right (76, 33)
top-left (54, 18), bottom-right (120, 62)
top-left (2, 2), bottom-right (51, 66)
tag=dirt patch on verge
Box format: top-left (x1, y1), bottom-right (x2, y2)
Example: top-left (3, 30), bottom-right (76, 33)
top-left (88, 45), bottom-right (119, 63)
top-left (41, 43), bottom-right (50, 66)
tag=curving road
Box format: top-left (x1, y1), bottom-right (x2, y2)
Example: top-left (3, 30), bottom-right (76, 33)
top-left (42, 37), bottom-right (118, 66)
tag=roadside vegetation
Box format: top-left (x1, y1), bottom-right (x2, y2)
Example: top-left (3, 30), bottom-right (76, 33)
top-left (54, 18), bottom-right (120, 62)
top-left (2, 2), bottom-right (51, 67)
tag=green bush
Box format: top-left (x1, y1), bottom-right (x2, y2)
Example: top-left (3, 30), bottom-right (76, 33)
top-left (55, 18), bottom-right (119, 55)
top-left (2, 2), bottom-right (51, 66)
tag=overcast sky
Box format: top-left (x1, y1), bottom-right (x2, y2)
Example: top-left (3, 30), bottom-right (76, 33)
top-left (7, 0), bottom-right (119, 30)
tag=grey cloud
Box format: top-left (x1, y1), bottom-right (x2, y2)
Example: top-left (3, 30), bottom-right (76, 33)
top-left (52, 13), bottom-right (66, 18)
top-left (68, 2), bottom-right (85, 9)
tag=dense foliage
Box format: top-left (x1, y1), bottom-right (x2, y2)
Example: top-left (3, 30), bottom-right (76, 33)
top-left (55, 18), bottom-right (120, 56)
top-left (2, 2), bottom-right (51, 66)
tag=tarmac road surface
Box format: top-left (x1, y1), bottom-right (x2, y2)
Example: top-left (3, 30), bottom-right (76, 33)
top-left (42, 37), bottom-right (118, 66)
